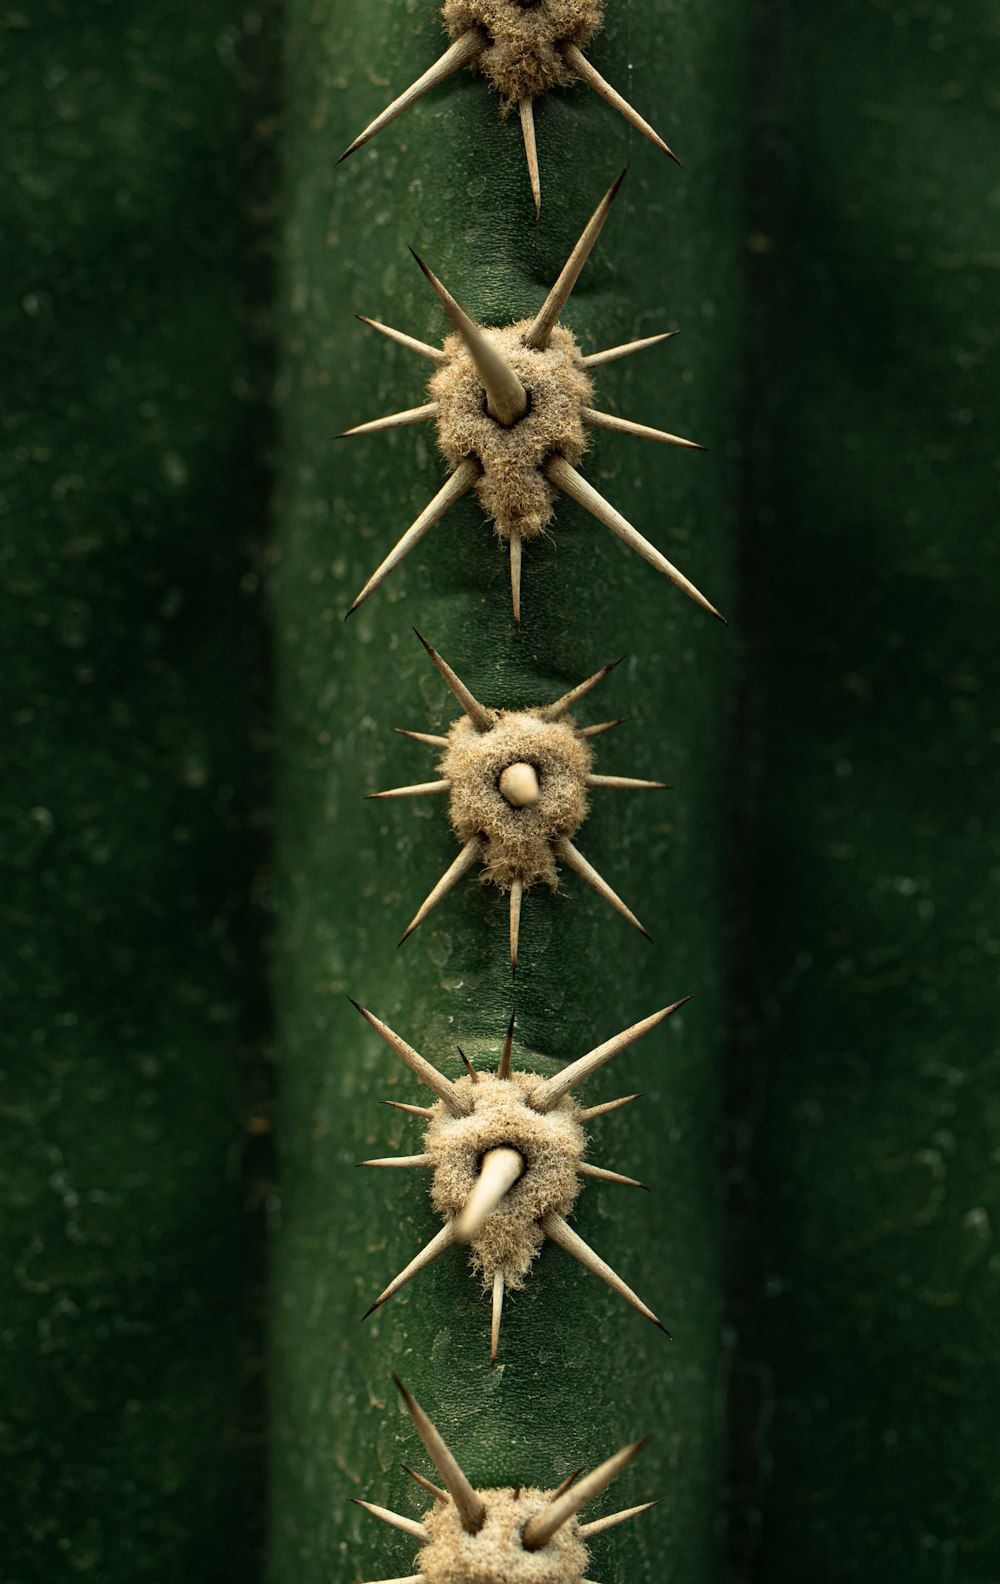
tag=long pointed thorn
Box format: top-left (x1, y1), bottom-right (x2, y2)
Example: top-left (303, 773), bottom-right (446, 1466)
top-left (392, 1377), bottom-right (487, 1535)
top-left (524, 170), bottom-right (627, 351)
top-left (412, 630), bottom-right (493, 730)
top-left (539, 658), bottom-right (623, 722)
top-left (402, 1464), bottom-right (447, 1503)
top-left (364, 1222), bottom-right (459, 1319)
top-left (357, 1154), bottom-right (435, 1169)
top-left (454, 1146), bottom-right (525, 1241)
top-left (338, 28), bottom-right (483, 161)
top-left (509, 879), bottom-right (523, 976)
top-left (509, 530), bottom-right (523, 629)
top-left (367, 779), bottom-right (452, 800)
top-left (563, 41), bottom-right (681, 164)
top-left (381, 1098), bottom-right (436, 1120)
top-left (399, 837), bottom-right (481, 945)
top-left (350, 1499), bottom-right (430, 1543)
top-left (579, 1162), bottom-right (649, 1190)
top-left (544, 455), bottom-right (726, 622)
top-left (522, 1433), bottom-right (650, 1549)
top-left (498, 1008), bottom-right (515, 1082)
top-left (582, 331), bottom-right (678, 370)
top-left (583, 406), bottom-right (703, 450)
top-left (490, 1270), bottom-right (504, 1365)
top-left (346, 459), bottom-right (479, 617)
top-left (577, 1092), bottom-right (642, 1122)
top-left (358, 1576), bottom-right (425, 1584)
top-left (541, 1213), bottom-right (667, 1332)
top-left (393, 727), bottom-right (451, 748)
top-left (348, 999), bottom-right (470, 1116)
top-left (578, 1500), bottom-right (659, 1540)
top-left (410, 252), bottom-right (528, 425)
top-left (533, 999), bottom-right (689, 1112)
top-left (338, 402), bottom-right (439, 439)
top-left (576, 716), bottom-right (627, 739)
top-left (586, 774), bottom-right (670, 791)
top-left (355, 315), bottom-right (448, 366)
top-left (457, 1046), bottom-right (479, 1082)
top-left (519, 96), bottom-right (541, 215)
top-left (554, 836), bottom-right (651, 942)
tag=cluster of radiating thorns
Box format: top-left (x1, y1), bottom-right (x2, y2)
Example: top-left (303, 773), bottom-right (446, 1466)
top-left (352, 994), bottom-right (688, 1361)
top-left (369, 631), bottom-right (671, 969)
top-left (355, 1377), bottom-right (654, 1584)
top-left (340, 1), bottom-right (680, 213)
top-left (341, 173), bottom-right (725, 630)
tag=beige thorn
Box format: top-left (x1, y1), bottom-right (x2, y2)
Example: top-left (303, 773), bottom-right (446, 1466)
top-left (539, 658), bottom-right (622, 721)
top-left (583, 406), bottom-right (703, 450)
top-left (522, 1435), bottom-right (650, 1550)
top-left (381, 1098), bottom-right (436, 1120)
top-left (367, 779), bottom-right (452, 800)
top-left (338, 28), bottom-right (483, 160)
top-left (457, 1047), bottom-right (479, 1082)
top-left (562, 40), bottom-right (680, 163)
top-left (544, 454), bottom-right (725, 622)
top-left (393, 727), bottom-right (450, 749)
top-left (585, 773), bottom-right (670, 791)
top-left (359, 1575), bottom-right (425, 1584)
top-left (358, 1154), bottom-right (434, 1170)
top-left (402, 1464), bottom-right (447, 1503)
top-left (581, 331), bottom-right (678, 370)
top-left (350, 1499), bottom-right (429, 1543)
top-left (355, 314), bottom-right (448, 366)
top-left (338, 402), bottom-right (438, 439)
top-left (509, 879), bottom-right (523, 978)
top-left (541, 1212), bottom-right (667, 1333)
top-left (455, 1147), bottom-right (525, 1241)
top-left (393, 1377), bottom-right (487, 1535)
top-left (576, 717), bottom-right (627, 739)
top-left (524, 170), bottom-right (626, 351)
top-left (519, 96), bottom-right (541, 215)
top-left (499, 762), bottom-right (540, 807)
top-left (411, 252), bottom-right (528, 426)
top-left (349, 999), bottom-right (470, 1117)
top-left (577, 1499), bottom-right (659, 1540)
top-left (363, 1222), bottom-right (459, 1320)
top-left (490, 1270), bottom-right (504, 1366)
top-left (579, 1162), bottom-right (648, 1190)
top-left (509, 529), bottom-right (523, 629)
top-left (399, 837), bottom-right (481, 945)
top-left (554, 836), bottom-right (651, 941)
top-left (577, 1092), bottom-right (641, 1122)
top-left (413, 630), bottom-right (493, 731)
top-left (532, 999), bottom-right (689, 1113)
top-left (346, 458), bottom-right (478, 618)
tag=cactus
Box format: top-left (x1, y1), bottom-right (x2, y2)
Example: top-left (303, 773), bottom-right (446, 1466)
top-left (271, 2), bottom-right (739, 1580)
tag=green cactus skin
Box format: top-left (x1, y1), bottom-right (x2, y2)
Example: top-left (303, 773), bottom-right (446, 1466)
top-left (0, 2), bottom-right (279, 1580)
top-left (728, 0), bottom-right (1000, 1577)
top-left (271, 2), bottom-right (743, 1581)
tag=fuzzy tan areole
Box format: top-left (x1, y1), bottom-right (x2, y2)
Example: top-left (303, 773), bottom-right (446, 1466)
top-left (338, 1), bottom-right (678, 212)
top-left (355, 1378), bottom-right (654, 1583)
top-left (351, 998), bottom-right (688, 1358)
top-left (341, 174), bottom-right (723, 628)
top-left (369, 632), bottom-right (671, 968)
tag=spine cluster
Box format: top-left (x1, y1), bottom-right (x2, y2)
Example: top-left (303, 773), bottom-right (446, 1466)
top-left (333, 5), bottom-right (725, 1579)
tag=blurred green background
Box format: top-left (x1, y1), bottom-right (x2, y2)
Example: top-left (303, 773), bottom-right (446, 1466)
top-left (2, 1), bottom-right (997, 1581)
